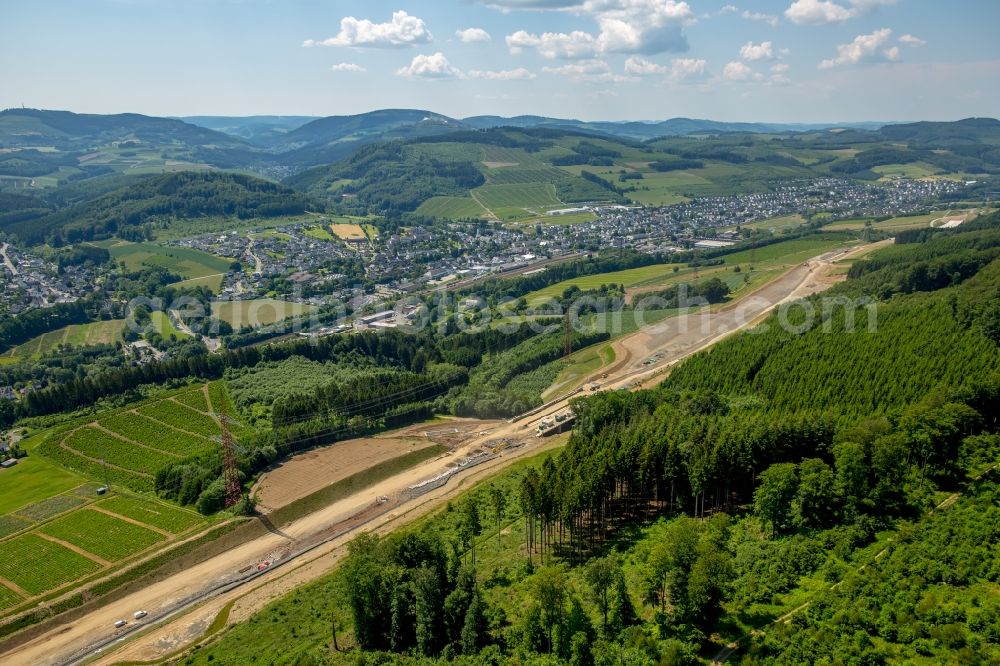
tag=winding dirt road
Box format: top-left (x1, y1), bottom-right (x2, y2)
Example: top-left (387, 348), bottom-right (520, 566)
top-left (0, 243), bottom-right (881, 666)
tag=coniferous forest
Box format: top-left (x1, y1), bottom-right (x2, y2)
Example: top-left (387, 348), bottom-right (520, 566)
top-left (179, 211), bottom-right (1000, 666)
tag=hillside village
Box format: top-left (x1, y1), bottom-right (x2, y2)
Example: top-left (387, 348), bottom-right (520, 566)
top-left (0, 243), bottom-right (98, 317)
top-left (161, 175), bottom-right (966, 309)
top-left (0, 176), bottom-right (968, 330)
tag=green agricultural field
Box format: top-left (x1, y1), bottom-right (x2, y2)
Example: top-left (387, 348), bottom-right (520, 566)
top-left (872, 162), bottom-right (940, 178)
top-left (725, 213), bottom-right (807, 233)
top-left (0, 515), bottom-right (31, 540)
top-left (625, 170), bottom-right (708, 205)
top-left (472, 183), bottom-right (562, 219)
top-left (485, 167), bottom-right (570, 185)
top-left (526, 234), bottom-right (856, 313)
top-left (523, 211), bottom-right (598, 226)
top-left (480, 145), bottom-right (538, 166)
top-left (0, 581), bottom-right (22, 610)
top-left (3, 319), bottom-right (124, 359)
top-left (101, 411), bottom-right (215, 456)
top-left (173, 387), bottom-right (210, 412)
top-left (38, 438), bottom-right (150, 491)
top-left (0, 457), bottom-right (84, 515)
top-left (525, 263), bottom-right (685, 305)
top-left (720, 234), bottom-right (858, 268)
top-left (211, 298), bottom-right (314, 328)
top-left (105, 241), bottom-right (234, 283)
top-left (410, 142), bottom-right (480, 163)
top-left (62, 426), bottom-right (180, 475)
top-left (0, 533), bottom-right (102, 595)
top-left (302, 226), bottom-right (337, 241)
top-left (97, 495), bottom-right (204, 535)
top-left (13, 494), bottom-right (86, 522)
top-left (172, 274), bottom-right (226, 291)
top-left (138, 400), bottom-right (221, 437)
top-left (40, 508), bottom-right (165, 561)
top-left (148, 311), bottom-right (189, 340)
top-left (416, 196), bottom-right (488, 219)
top-left (36, 384), bottom-right (226, 492)
top-left (823, 210), bottom-right (973, 232)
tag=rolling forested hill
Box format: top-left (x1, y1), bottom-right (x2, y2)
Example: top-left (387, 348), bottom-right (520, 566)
top-left (267, 109), bottom-right (469, 166)
top-left (282, 120), bottom-right (1000, 219)
top-left (2, 171), bottom-right (312, 243)
top-left (0, 108), bottom-right (248, 150)
top-left (2, 110), bottom-right (999, 238)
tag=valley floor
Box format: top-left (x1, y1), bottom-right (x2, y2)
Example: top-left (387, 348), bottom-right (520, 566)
top-left (0, 244), bottom-right (870, 666)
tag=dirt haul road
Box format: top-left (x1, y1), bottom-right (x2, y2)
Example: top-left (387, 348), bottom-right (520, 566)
top-left (1, 244), bottom-right (878, 666)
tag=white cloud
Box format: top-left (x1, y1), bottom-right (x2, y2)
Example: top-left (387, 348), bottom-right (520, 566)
top-left (899, 34), bottom-right (926, 47)
top-left (784, 0), bottom-right (854, 24)
top-left (456, 28), bottom-right (492, 43)
top-left (819, 28), bottom-right (899, 68)
top-left (702, 4), bottom-right (738, 19)
top-left (504, 0), bottom-right (694, 59)
top-left (740, 41), bottom-right (775, 61)
top-left (591, 0), bottom-right (694, 55)
top-left (542, 59), bottom-right (637, 82)
top-left (396, 52), bottom-right (462, 78)
top-left (542, 59), bottom-right (611, 76)
top-left (624, 56), bottom-right (706, 81)
top-left (741, 10), bottom-right (779, 27)
top-left (720, 59), bottom-right (791, 84)
top-left (304, 11), bottom-right (432, 49)
top-left (850, 0), bottom-right (898, 11)
top-left (478, 0), bottom-right (581, 8)
top-left (722, 60), bottom-right (761, 81)
top-left (506, 30), bottom-right (598, 58)
top-left (669, 57), bottom-right (708, 81)
top-left (330, 62), bottom-right (366, 72)
top-left (784, 0), bottom-right (896, 25)
top-left (468, 67), bottom-right (536, 79)
top-left (770, 62), bottom-right (791, 84)
top-left (624, 56), bottom-right (669, 75)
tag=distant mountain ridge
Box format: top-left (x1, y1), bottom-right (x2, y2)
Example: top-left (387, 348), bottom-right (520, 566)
top-left (177, 115), bottom-right (318, 145)
top-left (461, 115), bottom-right (896, 138)
top-left (174, 109), bottom-right (907, 166)
top-left (262, 109), bottom-right (468, 166)
top-left (177, 109), bottom-right (900, 146)
top-left (0, 108), bottom-right (248, 149)
top-left (1, 108), bottom-right (997, 193)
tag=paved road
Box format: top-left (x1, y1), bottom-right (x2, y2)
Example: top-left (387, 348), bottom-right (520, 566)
top-left (246, 238), bottom-right (263, 275)
top-left (0, 245), bottom-right (873, 666)
top-left (0, 243), bottom-right (17, 276)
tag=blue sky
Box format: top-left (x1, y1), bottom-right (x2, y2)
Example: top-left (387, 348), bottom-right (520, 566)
top-left (1, 0), bottom-right (998, 121)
